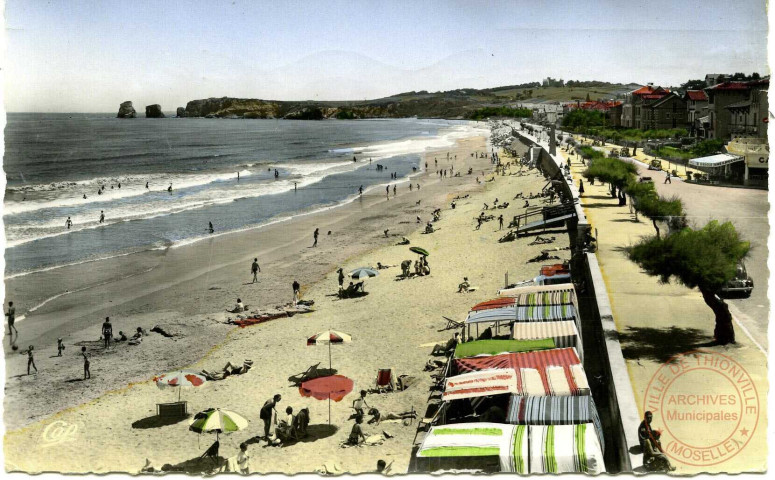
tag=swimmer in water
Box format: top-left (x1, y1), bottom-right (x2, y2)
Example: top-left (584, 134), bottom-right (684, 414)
top-left (168, 184), bottom-right (173, 192)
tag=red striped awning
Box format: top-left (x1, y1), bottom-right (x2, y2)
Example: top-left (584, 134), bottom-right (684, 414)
top-left (453, 348), bottom-right (582, 396)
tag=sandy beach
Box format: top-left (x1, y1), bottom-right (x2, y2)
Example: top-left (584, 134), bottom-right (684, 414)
top-left (3, 130), bottom-right (570, 473)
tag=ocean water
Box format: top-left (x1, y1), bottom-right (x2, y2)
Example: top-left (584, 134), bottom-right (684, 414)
top-left (3, 114), bottom-right (485, 275)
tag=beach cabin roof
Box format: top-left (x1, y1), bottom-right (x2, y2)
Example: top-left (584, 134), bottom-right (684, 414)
top-left (416, 422), bottom-right (605, 474)
top-left (454, 339), bottom-right (556, 359)
top-left (453, 348), bottom-right (589, 396)
top-left (507, 395), bottom-right (604, 453)
top-left (511, 320), bottom-right (583, 361)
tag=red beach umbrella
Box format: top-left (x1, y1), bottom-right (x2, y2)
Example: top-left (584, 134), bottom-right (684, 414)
top-left (300, 374), bottom-right (354, 424)
top-left (154, 370), bottom-right (207, 402)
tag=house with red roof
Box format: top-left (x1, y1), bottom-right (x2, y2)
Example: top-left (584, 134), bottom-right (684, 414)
top-left (705, 78), bottom-right (769, 140)
top-left (563, 100), bottom-right (623, 127)
top-left (620, 84), bottom-right (672, 129)
top-left (683, 90), bottom-right (709, 137)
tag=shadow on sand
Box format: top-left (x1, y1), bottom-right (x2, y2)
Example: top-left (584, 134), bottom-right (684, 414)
top-left (132, 414), bottom-right (190, 430)
top-left (159, 455), bottom-right (226, 474)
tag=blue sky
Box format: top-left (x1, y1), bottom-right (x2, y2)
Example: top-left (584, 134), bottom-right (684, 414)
top-left (3, 0), bottom-right (769, 112)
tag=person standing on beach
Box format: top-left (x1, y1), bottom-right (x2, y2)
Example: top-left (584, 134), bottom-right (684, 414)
top-left (146, 182), bottom-right (149, 189)
top-left (6, 301), bottom-right (17, 339)
top-left (21, 345), bottom-right (37, 375)
top-left (57, 338), bottom-right (65, 356)
top-left (337, 268), bottom-right (345, 291)
top-left (498, 215), bottom-right (504, 230)
top-left (102, 317), bottom-right (113, 349)
top-left (392, 185), bottom-right (396, 196)
top-left (208, 221), bottom-right (214, 234)
top-left (65, 216), bottom-right (73, 229)
top-left (359, 185), bottom-right (363, 196)
top-left (313, 228), bottom-right (319, 247)
top-left (260, 394), bottom-right (281, 440)
top-left (251, 258), bottom-right (261, 283)
top-left (82, 346), bottom-right (91, 380)
top-left (385, 185), bottom-right (390, 199)
top-left (99, 211), bottom-right (105, 224)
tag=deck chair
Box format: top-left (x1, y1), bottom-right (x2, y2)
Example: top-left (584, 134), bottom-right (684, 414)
top-left (440, 316), bottom-right (464, 331)
top-left (417, 403), bottom-right (445, 432)
top-left (375, 368), bottom-right (397, 393)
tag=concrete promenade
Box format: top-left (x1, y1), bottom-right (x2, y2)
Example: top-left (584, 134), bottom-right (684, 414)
top-left (567, 152), bottom-right (768, 474)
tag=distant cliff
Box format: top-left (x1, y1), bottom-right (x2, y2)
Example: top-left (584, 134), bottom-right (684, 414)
top-left (178, 96), bottom-right (476, 119)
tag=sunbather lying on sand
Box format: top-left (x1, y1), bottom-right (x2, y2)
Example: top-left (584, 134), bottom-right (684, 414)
top-left (376, 262), bottom-right (394, 270)
top-left (396, 237), bottom-right (410, 245)
top-left (424, 359), bottom-right (446, 371)
top-left (201, 360), bottom-right (253, 380)
top-left (432, 333), bottom-right (459, 356)
top-left (367, 408), bottom-right (417, 425)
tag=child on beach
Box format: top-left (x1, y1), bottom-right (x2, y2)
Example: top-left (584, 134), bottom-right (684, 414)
top-left (82, 346), bottom-right (90, 380)
top-left (236, 443), bottom-right (250, 474)
top-left (251, 258), bottom-right (261, 283)
top-left (20, 345), bottom-right (37, 375)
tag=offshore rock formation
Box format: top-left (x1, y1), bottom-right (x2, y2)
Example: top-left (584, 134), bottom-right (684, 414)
top-left (145, 104), bottom-right (165, 118)
top-left (176, 107), bottom-right (186, 117)
top-left (117, 101), bottom-right (136, 118)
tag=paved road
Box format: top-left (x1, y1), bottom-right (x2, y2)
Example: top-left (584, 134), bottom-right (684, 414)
top-left (626, 158), bottom-right (770, 350)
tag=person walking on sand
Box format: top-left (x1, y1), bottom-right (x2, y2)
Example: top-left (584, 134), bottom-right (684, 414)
top-left (21, 345), bottom-right (37, 375)
top-left (99, 210), bottom-right (105, 223)
top-left (393, 185), bottom-right (396, 196)
top-left (251, 258), bottom-right (261, 283)
top-left (82, 346), bottom-right (91, 380)
top-left (359, 185), bottom-right (363, 196)
top-left (664, 170), bottom-right (671, 184)
top-left (57, 338), bottom-right (65, 357)
top-left (102, 317), bottom-right (113, 349)
top-left (65, 216), bottom-right (73, 230)
top-left (498, 215), bottom-right (504, 230)
top-left (6, 301), bottom-right (17, 339)
top-left (313, 228), bottom-right (319, 247)
top-left (385, 185), bottom-right (390, 199)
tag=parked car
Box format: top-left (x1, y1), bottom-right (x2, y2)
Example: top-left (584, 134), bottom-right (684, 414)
top-left (647, 159), bottom-right (662, 171)
top-left (719, 261), bottom-right (754, 298)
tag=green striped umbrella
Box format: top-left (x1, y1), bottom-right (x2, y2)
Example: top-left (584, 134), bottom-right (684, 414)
top-left (189, 408), bottom-right (248, 440)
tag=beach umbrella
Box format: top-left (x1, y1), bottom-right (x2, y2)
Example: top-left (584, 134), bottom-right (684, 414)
top-left (189, 407), bottom-right (248, 441)
top-left (307, 330), bottom-right (352, 369)
top-left (154, 370), bottom-right (207, 402)
top-left (300, 375), bottom-right (354, 424)
top-left (350, 267), bottom-right (379, 280)
top-left (409, 246), bottom-right (430, 257)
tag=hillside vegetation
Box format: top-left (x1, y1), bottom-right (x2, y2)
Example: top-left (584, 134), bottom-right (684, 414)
top-left (179, 81), bottom-right (635, 119)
